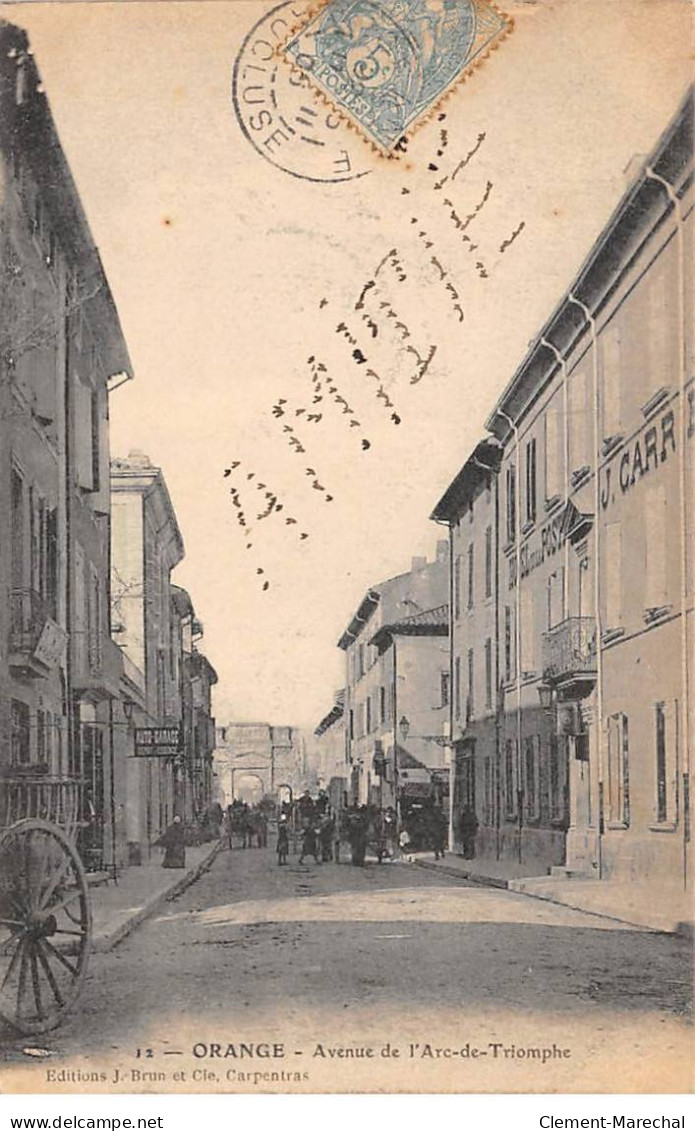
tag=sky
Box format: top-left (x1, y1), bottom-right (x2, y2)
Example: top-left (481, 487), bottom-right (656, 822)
top-left (2, 0), bottom-right (691, 729)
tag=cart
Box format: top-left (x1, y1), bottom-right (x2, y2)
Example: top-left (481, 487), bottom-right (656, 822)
top-left (0, 776), bottom-right (91, 1034)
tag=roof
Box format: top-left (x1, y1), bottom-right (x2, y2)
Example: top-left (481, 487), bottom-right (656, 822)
top-left (370, 604), bottom-right (449, 651)
top-left (485, 87), bottom-right (693, 437)
top-left (314, 699), bottom-right (345, 737)
top-left (0, 21), bottom-right (133, 383)
top-left (337, 589), bottom-right (380, 651)
top-left (431, 437), bottom-right (504, 523)
top-left (170, 585), bottom-right (195, 618)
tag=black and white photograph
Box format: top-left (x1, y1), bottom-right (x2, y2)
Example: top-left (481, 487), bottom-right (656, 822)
top-left (0, 0), bottom-right (693, 1096)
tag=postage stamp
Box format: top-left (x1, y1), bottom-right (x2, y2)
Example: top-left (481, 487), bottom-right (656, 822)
top-left (281, 0), bottom-right (513, 155)
top-left (233, 0), bottom-right (371, 183)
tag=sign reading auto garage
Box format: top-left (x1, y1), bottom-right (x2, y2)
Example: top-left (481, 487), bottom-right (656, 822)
top-left (134, 726), bottom-right (183, 757)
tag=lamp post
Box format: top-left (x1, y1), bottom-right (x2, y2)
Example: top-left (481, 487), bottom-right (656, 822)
top-left (396, 715), bottom-right (409, 836)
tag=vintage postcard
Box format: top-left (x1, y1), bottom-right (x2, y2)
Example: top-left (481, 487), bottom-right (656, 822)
top-left (0, 0), bottom-right (693, 1097)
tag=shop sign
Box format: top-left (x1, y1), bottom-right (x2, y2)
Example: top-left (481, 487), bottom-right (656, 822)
top-left (600, 406), bottom-right (677, 512)
top-left (33, 619), bottom-right (67, 669)
top-left (134, 726), bottom-right (182, 757)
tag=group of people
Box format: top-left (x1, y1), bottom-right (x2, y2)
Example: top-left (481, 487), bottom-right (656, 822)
top-left (226, 799), bottom-right (269, 849)
top-left (157, 792), bottom-right (479, 873)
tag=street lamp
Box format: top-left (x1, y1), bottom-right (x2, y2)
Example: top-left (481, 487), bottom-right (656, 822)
top-left (538, 683), bottom-right (554, 713)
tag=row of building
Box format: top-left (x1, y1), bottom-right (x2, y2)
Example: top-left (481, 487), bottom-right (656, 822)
top-left (314, 90), bottom-right (694, 889)
top-left (0, 21), bottom-right (217, 873)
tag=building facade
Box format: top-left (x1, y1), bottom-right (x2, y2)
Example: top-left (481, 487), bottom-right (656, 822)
top-left (312, 691), bottom-right (347, 810)
top-left (338, 546), bottom-right (449, 807)
top-left (172, 585), bottom-right (218, 823)
top-left (433, 91), bottom-right (693, 886)
top-left (110, 451), bottom-right (185, 863)
top-left (0, 20), bottom-right (133, 873)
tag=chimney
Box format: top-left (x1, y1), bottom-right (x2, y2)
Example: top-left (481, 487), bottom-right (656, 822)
top-left (436, 539), bottom-right (448, 562)
top-left (411, 556), bottom-right (427, 573)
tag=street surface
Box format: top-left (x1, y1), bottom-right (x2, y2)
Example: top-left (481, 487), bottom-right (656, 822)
top-left (3, 847), bottom-right (693, 1093)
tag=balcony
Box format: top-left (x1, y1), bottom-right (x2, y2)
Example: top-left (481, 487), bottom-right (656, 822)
top-left (542, 617), bottom-right (597, 701)
top-left (9, 588), bottom-right (65, 677)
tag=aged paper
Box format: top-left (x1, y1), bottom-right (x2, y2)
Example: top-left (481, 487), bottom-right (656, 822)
top-left (0, 0), bottom-right (693, 1096)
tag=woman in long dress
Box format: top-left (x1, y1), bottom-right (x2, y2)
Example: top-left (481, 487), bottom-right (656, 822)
top-left (160, 815), bottom-right (186, 869)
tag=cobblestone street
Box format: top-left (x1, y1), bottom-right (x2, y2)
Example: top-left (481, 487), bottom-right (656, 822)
top-left (2, 848), bottom-right (692, 1093)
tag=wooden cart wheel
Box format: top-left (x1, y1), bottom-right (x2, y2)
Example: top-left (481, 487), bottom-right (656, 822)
top-left (0, 818), bottom-right (92, 1035)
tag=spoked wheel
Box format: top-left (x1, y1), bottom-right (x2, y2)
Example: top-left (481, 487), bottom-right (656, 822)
top-left (0, 818), bottom-right (92, 1034)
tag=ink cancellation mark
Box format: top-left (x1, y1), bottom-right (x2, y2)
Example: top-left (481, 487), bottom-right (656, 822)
top-left (282, 0), bottom-right (513, 156)
top-left (232, 1), bottom-right (370, 183)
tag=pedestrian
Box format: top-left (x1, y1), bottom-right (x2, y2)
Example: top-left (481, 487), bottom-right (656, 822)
top-left (298, 822), bottom-right (320, 865)
top-left (158, 815), bottom-right (186, 869)
top-left (431, 807), bottom-right (447, 860)
top-left (399, 826), bottom-right (413, 862)
top-left (348, 807), bottom-right (368, 867)
top-left (276, 817), bottom-right (289, 866)
top-left (458, 806), bottom-right (479, 859)
top-left (319, 813), bottom-right (335, 862)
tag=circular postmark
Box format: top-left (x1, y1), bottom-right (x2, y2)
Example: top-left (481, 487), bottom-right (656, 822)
top-left (232, 1), bottom-right (371, 183)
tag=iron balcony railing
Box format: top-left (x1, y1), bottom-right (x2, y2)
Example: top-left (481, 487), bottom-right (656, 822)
top-left (9, 588), bottom-right (54, 654)
top-left (0, 775), bottom-right (80, 842)
top-left (542, 616), bottom-right (597, 683)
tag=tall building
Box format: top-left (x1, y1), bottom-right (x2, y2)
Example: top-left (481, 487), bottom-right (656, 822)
top-left (312, 691), bottom-right (347, 809)
top-left (338, 545), bottom-right (449, 807)
top-left (0, 20), bottom-right (133, 872)
top-left (172, 585), bottom-right (218, 821)
top-left (433, 90), bottom-right (693, 886)
top-left (110, 451), bottom-right (184, 862)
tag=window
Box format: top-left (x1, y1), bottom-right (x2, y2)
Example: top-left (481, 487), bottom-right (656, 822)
top-left (506, 464), bottom-right (516, 543)
top-left (467, 543), bottom-right (474, 610)
top-left (454, 656), bottom-right (461, 720)
top-left (646, 262), bottom-right (671, 398)
top-left (644, 483), bottom-right (668, 609)
top-left (11, 468), bottom-right (24, 588)
top-left (484, 637), bottom-right (493, 710)
top-left (11, 700), bottom-right (30, 765)
top-left (505, 738), bottom-right (517, 816)
top-left (520, 587), bottom-right (536, 674)
top-left (484, 525), bottom-right (493, 598)
top-left (483, 757), bottom-right (493, 825)
top-left (655, 700), bottom-right (678, 824)
top-left (380, 685), bottom-right (387, 724)
top-left (454, 554), bottom-right (462, 620)
top-left (504, 606), bottom-right (515, 683)
top-left (91, 390), bottom-right (101, 492)
top-left (524, 735), bottom-right (541, 819)
top-left (466, 648), bottom-right (474, 721)
top-left (366, 696), bottom-right (372, 735)
top-left (570, 366), bottom-right (591, 473)
top-left (75, 377), bottom-right (96, 490)
top-left (349, 709), bottom-right (354, 740)
top-left (601, 323), bottom-right (622, 440)
top-left (604, 522), bottom-right (623, 629)
top-left (548, 734), bottom-right (565, 821)
top-left (37, 709), bottom-right (47, 764)
top-left (547, 568), bottom-right (565, 630)
top-left (525, 438), bottom-right (537, 524)
top-left (358, 644), bottom-right (365, 679)
top-left (607, 712), bottom-right (630, 826)
top-left (545, 404), bottom-right (563, 501)
top-left (88, 566), bottom-right (102, 672)
top-left (46, 509), bottom-right (58, 618)
top-left (440, 671), bottom-right (450, 708)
